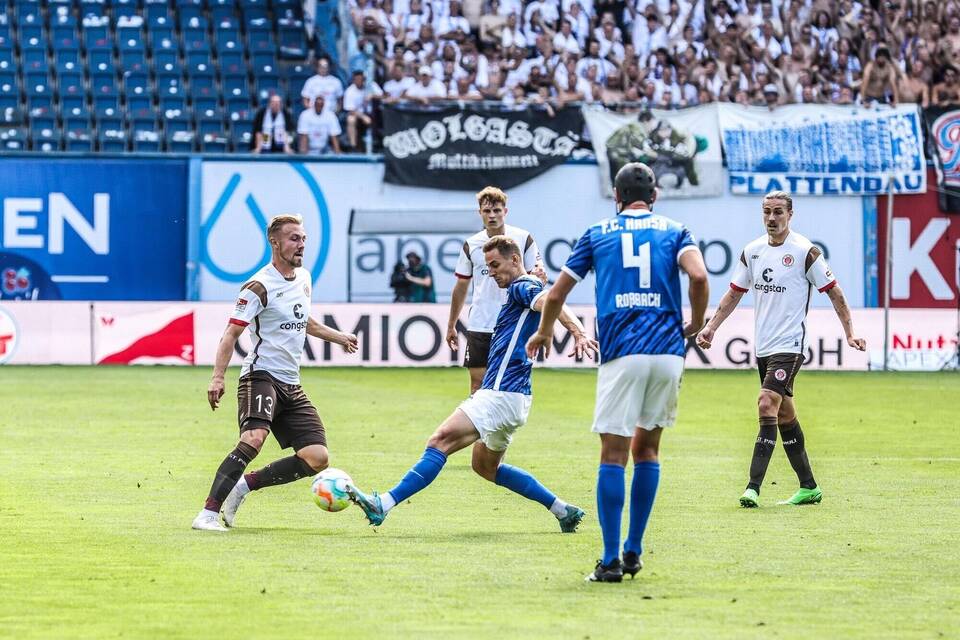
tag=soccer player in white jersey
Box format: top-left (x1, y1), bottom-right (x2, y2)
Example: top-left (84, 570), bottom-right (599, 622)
top-left (696, 191), bottom-right (866, 508)
top-left (192, 214), bottom-right (360, 532)
top-left (527, 162), bottom-right (709, 582)
top-left (349, 236), bottom-right (598, 531)
top-left (446, 186), bottom-right (544, 394)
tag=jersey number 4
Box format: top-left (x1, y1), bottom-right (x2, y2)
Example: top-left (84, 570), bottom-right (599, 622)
top-left (621, 234), bottom-right (651, 289)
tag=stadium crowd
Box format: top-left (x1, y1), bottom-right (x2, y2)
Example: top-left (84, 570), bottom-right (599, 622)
top-left (265, 0), bottom-right (960, 154)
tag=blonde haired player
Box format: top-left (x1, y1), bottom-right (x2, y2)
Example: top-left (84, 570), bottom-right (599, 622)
top-left (192, 214), bottom-right (359, 531)
top-left (447, 186), bottom-right (544, 394)
top-left (696, 191), bottom-right (866, 508)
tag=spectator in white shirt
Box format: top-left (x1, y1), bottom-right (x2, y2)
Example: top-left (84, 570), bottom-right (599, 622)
top-left (300, 58), bottom-right (345, 111)
top-left (383, 64), bottom-right (416, 101)
top-left (436, 0), bottom-right (470, 41)
top-left (632, 11), bottom-right (668, 62)
top-left (403, 65), bottom-right (448, 103)
top-left (594, 15), bottom-right (624, 61)
top-left (553, 19), bottom-right (581, 55)
top-left (449, 75), bottom-right (483, 99)
top-left (654, 65), bottom-right (681, 105)
top-left (501, 12), bottom-right (528, 49)
top-left (565, 2), bottom-right (589, 47)
top-left (297, 95), bottom-right (342, 155)
top-left (343, 70), bottom-right (383, 150)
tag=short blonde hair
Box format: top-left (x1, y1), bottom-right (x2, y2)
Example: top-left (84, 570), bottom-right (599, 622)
top-left (476, 186), bottom-right (507, 207)
top-left (763, 190), bottom-right (793, 210)
top-left (267, 214), bottom-right (304, 238)
top-left (482, 234), bottom-right (521, 259)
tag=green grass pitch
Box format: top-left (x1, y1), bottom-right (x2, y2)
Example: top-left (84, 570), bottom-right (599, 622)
top-left (2, 366), bottom-right (959, 638)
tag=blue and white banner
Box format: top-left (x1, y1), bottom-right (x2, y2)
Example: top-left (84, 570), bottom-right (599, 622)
top-left (718, 104), bottom-right (927, 196)
top-left (0, 158), bottom-right (188, 300)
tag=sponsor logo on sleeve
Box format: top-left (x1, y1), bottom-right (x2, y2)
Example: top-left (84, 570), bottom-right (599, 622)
top-left (235, 298), bottom-right (248, 312)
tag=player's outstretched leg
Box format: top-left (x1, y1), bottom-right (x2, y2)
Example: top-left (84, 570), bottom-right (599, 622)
top-left (470, 442), bottom-right (584, 533)
top-left (622, 427), bottom-right (662, 578)
top-left (742, 415), bottom-right (779, 508)
top-left (349, 409), bottom-right (477, 526)
top-left (192, 434), bottom-right (263, 532)
top-left (223, 444), bottom-right (328, 526)
top-left (777, 417), bottom-right (822, 505)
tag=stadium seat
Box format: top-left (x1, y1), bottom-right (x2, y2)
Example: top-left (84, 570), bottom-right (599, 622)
top-left (65, 133), bottom-right (96, 151)
top-left (278, 18), bottom-right (306, 59)
top-left (126, 94), bottom-right (153, 116)
top-left (201, 132), bottom-right (229, 152)
top-left (132, 129), bottom-right (162, 151)
top-left (55, 49), bottom-right (82, 69)
top-left (0, 15), bottom-right (11, 49)
top-left (186, 48), bottom-right (215, 70)
top-left (22, 47), bottom-right (48, 73)
top-left (80, 4), bottom-right (108, 20)
top-left (219, 50), bottom-right (245, 75)
top-left (255, 74), bottom-right (282, 103)
top-left (165, 129), bottom-right (195, 151)
top-left (88, 50), bottom-right (115, 73)
top-left (61, 94), bottom-right (86, 114)
top-left (282, 62), bottom-right (312, 98)
top-left (91, 72), bottom-right (120, 98)
top-left (24, 72), bottom-right (53, 97)
top-left (145, 2), bottom-right (171, 23)
top-left (113, 0), bottom-right (141, 22)
top-left (118, 28), bottom-right (146, 52)
top-left (98, 127), bottom-right (128, 152)
top-left (33, 129), bottom-right (64, 152)
top-left (160, 94), bottom-right (188, 114)
top-left (123, 71), bottom-right (151, 97)
top-left (120, 49), bottom-right (150, 74)
top-left (248, 28), bottom-right (275, 54)
top-left (51, 12), bottom-right (80, 45)
top-left (251, 51), bottom-right (278, 75)
top-left (226, 96), bottom-right (253, 119)
top-left (215, 29), bottom-right (243, 53)
top-left (18, 16), bottom-right (45, 44)
top-left (149, 24), bottom-right (176, 46)
top-left (83, 28), bottom-right (113, 53)
top-left (190, 84), bottom-right (218, 108)
top-left (0, 105), bottom-right (25, 124)
top-left (1, 127), bottom-right (29, 150)
top-left (26, 96), bottom-right (56, 119)
top-left (94, 95), bottom-right (122, 118)
top-left (157, 70), bottom-right (184, 93)
top-left (229, 122), bottom-right (252, 151)
top-left (0, 47), bottom-right (14, 72)
top-left (31, 113), bottom-right (57, 135)
top-left (58, 71), bottom-right (85, 99)
top-left (222, 73), bottom-right (248, 99)
top-left (197, 106), bottom-right (226, 131)
top-left (153, 49), bottom-right (180, 73)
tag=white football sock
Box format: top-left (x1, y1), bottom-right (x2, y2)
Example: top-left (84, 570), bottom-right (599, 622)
top-left (380, 492), bottom-right (397, 512)
top-left (234, 476), bottom-right (250, 496)
top-left (549, 498), bottom-right (568, 518)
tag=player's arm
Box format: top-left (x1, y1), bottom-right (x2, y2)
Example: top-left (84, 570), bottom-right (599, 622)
top-left (696, 287), bottom-right (744, 350)
top-left (208, 322), bottom-right (245, 411)
top-left (826, 284), bottom-right (866, 351)
top-left (447, 276), bottom-right (470, 350)
top-left (306, 316), bottom-right (359, 353)
top-left (525, 271), bottom-right (577, 358)
top-left (679, 247), bottom-right (709, 337)
top-left (533, 295), bottom-right (599, 360)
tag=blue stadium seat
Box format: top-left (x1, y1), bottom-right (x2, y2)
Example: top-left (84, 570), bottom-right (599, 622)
top-left (61, 94), bottom-right (86, 114)
top-left (62, 102), bottom-right (90, 119)
top-left (130, 116), bottom-right (159, 135)
top-left (0, 105), bottom-right (25, 124)
top-left (33, 130), bottom-right (64, 152)
top-left (245, 15), bottom-right (270, 31)
top-left (31, 113), bottom-right (57, 135)
top-left (83, 28), bottom-right (113, 53)
top-left (201, 132), bottom-right (229, 152)
top-left (22, 48), bottom-right (49, 73)
top-left (215, 29), bottom-right (243, 53)
top-left (197, 107), bottom-right (225, 132)
top-left (26, 95), bottom-right (56, 118)
top-left (215, 15), bottom-right (241, 30)
top-left (0, 13), bottom-right (11, 47)
top-left (65, 134), bottom-right (96, 151)
top-left (88, 49), bottom-right (115, 73)
top-left (186, 48), bottom-right (215, 69)
top-left (190, 84), bottom-right (218, 108)
top-left (0, 94), bottom-right (20, 113)
top-left (165, 128), bottom-right (196, 152)
top-left (153, 49), bottom-right (180, 72)
top-left (278, 18), bottom-right (306, 59)
top-left (1, 128), bottom-right (29, 150)
top-left (164, 110), bottom-right (192, 134)
top-left (121, 49), bottom-right (150, 74)
top-left (254, 73), bottom-right (281, 103)
top-left (59, 71), bottom-right (85, 99)
top-left (145, 2), bottom-right (172, 23)
top-left (183, 29), bottom-right (210, 52)
top-left (24, 71), bottom-right (52, 96)
top-left (126, 94), bottom-right (153, 116)
top-left (188, 70), bottom-right (216, 90)
top-left (219, 50), bottom-right (245, 75)
top-left (182, 15), bottom-right (209, 30)
top-left (248, 30), bottom-right (275, 54)
top-left (226, 96), bottom-right (252, 119)
top-left (64, 111), bottom-right (95, 136)
top-left (91, 72), bottom-right (120, 98)
top-left (150, 24), bottom-right (176, 44)
top-left (51, 12), bottom-right (80, 45)
top-left (222, 73), bottom-right (248, 98)
top-left (80, 3), bottom-right (108, 20)
top-left (118, 28), bottom-right (146, 52)
top-left (94, 95), bottom-right (122, 118)
top-left (132, 131), bottom-right (162, 152)
top-left (55, 50), bottom-right (82, 69)
top-left (123, 71), bottom-right (151, 96)
top-left (251, 51), bottom-right (279, 75)
top-left (185, 57), bottom-right (215, 75)
top-left (113, 0), bottom-right (141, 22)
top-left (210, 4), bottom-right (236, 23)
top-left (160, 94), bottom-right (188, 114)
top-left (229, 122), bottom-right (252, 151)
top-left (282, 62), bottom-right (311, 98)
top-left (0, 47), bottom-right (14, 72)
top-left (98, 127), bottom-right (128, 152)
top-left (177, 4), bottom-right (204, 23)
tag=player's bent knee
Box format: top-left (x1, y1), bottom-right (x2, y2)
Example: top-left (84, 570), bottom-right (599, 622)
top-left (239, 428), bottom-right (268, 451)
top-left (297, 444), bottom-right (329, 472)
top-left (632, 446), bottom-right (659, 463)
top-left (757, 391), bottom-right (781, 416)
top-left (470, 458), bottom-right (497, 482)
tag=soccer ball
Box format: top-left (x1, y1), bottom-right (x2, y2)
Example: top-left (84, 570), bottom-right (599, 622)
top-left (310, 468), bottom-right (353, 512)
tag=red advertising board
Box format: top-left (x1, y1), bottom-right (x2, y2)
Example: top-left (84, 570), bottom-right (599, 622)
top-left (877, 170), bottom-right (960, 308)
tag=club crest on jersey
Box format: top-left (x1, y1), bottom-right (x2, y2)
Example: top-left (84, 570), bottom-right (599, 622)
top-left (774, 369), bottom-right (787, 381)
top-left (782, 254), bottom-right (795, 267)
top-left (303, 283), bottom-right (310, 297)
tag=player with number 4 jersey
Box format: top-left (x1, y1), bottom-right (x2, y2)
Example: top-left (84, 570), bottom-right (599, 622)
top-left (527, 162), bottom-right (709, 582)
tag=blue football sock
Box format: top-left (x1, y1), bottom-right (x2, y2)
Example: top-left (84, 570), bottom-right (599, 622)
top-left (494, 464), bottom-right (556, 509)
top-left (597, 463), bottom-right (625, 566)
top-left (624, 461), bottom-right (660, 556)
top-left (386, 446), bottom-right (447, 505)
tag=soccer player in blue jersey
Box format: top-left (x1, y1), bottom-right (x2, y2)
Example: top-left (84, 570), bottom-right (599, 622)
top-left (527, 162), bottom-right (709, 582)
top-left (348, 235), bottom-right (599, 531)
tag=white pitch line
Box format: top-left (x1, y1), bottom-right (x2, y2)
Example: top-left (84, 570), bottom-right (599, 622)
top-left (51, 275), bottom-right (110, 283)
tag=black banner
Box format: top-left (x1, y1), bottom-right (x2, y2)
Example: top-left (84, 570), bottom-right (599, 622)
top-left (924, 105), bottom-right (960, 213)
top-left (382, 103), bottom-right (583, 190)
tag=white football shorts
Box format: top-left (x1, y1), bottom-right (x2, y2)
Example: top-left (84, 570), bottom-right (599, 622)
top-left (592, 353), bottom-right (684, 436)
top-left (458, 389), bottom-right (532, 452)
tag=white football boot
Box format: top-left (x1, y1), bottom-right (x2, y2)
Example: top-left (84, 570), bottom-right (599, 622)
top-left (221, 477), bottom-right (250, 527)
top-left (191, 509), bottom-right (228, 532)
